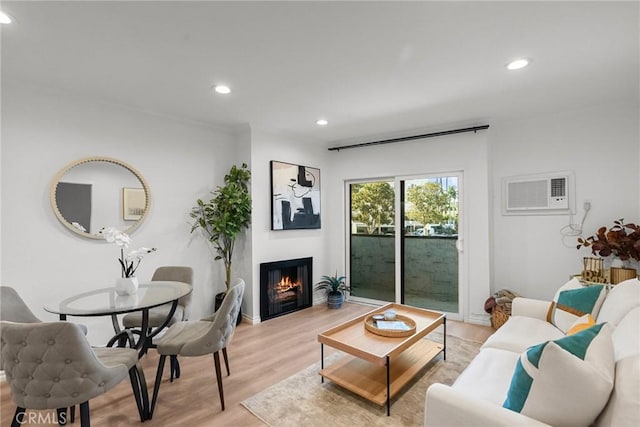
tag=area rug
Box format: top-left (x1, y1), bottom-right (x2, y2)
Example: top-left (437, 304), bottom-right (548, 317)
top-left (241, 333), bottom-right (481, 426)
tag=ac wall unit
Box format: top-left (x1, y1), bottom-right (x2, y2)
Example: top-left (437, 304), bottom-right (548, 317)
top-left (502, 172), bottom-right (574, 215)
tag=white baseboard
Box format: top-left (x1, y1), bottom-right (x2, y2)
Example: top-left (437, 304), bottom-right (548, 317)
top-left (241, 312), bottom-right (261, 325)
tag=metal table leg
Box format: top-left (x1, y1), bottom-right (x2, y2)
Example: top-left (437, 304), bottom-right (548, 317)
top-left (443, 316), bottom-right (447, 360)
top-left (320, 343), bottom-right (324, 383)
top-left (386, 355), bottom-right (390, 416)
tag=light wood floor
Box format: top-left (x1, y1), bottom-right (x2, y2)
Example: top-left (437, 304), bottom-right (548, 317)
top-left (1, 302), bottom-right (493, 426)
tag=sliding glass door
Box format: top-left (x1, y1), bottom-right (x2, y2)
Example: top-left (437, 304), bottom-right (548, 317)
top-left (347, 174), bottom-right (462, 317)
top-left (401, 175), bottom-right (460, 313)
top-left (348, 181), bottom-right (396, 302)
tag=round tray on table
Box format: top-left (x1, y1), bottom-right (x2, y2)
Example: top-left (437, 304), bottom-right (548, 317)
top-left (364, 314), bottom-right (416, 338)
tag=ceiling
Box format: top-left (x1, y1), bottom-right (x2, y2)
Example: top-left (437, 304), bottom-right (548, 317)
top-left (2, 1), bottom-right (638, 147)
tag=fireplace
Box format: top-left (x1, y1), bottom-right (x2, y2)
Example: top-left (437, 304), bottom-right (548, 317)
top-left (260, 257), bottom-right (312, 321)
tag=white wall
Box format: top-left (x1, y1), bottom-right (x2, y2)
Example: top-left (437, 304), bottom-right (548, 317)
top-left (228, 124), bottom-right (254, 319)
top-left (490, 103), bottom-right (640, 300)
top-left (325, 132), bottom-right (492, 324)
top-left (3, 86), bottom-right (637, 337)
top-left (248, 131), bottom-right (328, 322)
top-left (1, 82), bottom-right (238, 344)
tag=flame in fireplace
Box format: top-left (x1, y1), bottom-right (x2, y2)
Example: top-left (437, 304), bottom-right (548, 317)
top-left (276, 276), bottom-right (303, 294)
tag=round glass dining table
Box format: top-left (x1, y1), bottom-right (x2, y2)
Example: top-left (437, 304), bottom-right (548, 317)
top-left (44, 281), bottom-right (192, 357)
top-left (44, 281), bottom-right (190, 421)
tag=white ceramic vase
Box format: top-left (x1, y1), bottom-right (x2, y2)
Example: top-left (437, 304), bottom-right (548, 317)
top-left (115, 293), bottom-right (139, 308)
top-left (115, 276), bottom-right (139, 296)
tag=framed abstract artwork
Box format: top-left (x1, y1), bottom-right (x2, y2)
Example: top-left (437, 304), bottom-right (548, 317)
top-left (270, 160), bottom-right (321, 230)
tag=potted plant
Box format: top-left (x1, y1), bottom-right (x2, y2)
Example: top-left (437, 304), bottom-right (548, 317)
top-left (577, 219), bottom-right (640, 262)
top-left (315, 273), bottom-right (349, 309)
top-left (577, 218), bottom-right (640, 283)
top-left (190, 163), bottom-right (251, 321)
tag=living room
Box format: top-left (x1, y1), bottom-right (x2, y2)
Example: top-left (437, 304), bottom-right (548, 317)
top-left (1, 1), bottom-right (638, 426)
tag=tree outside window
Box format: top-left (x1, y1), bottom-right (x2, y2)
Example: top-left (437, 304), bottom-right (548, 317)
top-left (406, 182), bottom-right (458, 233)
top-left (351, 182), bottom-right (394, 234)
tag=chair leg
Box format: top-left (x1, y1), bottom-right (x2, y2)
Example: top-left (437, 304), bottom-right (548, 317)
top-left (70, 405), bottom-right (75, 423)
top-left (170, 355), bottom-right (181, 380)
top-left (213, 351), bottom-right (225, 411)
top-left (79, 401), bottom-right (90, 427)
top-left (222, 347), bottom-right (230, 376)
top-left (149, 354), bottom-right (167, 419)
top-left (12, 407), bottom-right (25, 427)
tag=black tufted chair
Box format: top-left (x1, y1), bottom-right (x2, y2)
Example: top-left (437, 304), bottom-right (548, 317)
top-left (0, 321), bottom-right (148, 426)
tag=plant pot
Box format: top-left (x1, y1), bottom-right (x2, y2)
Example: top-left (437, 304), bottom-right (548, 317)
top-left (215, 292), bottom-right (243, 326)
top-left (115, 277), bottom-right (139, 296)
top-left (327, 291), bottom-right (344, 309)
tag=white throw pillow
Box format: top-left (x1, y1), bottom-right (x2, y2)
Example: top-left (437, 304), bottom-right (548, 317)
top-left (503, 323), bottom-right (615, 427)
top-left (547, 278), bottom-right (607, 333)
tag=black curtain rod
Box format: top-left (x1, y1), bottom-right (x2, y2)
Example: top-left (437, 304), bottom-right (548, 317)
top-left (327, 124), bottom-right (490, 151)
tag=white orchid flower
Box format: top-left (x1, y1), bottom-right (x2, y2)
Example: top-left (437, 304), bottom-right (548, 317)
top-left (100, 227), bottom-right (131, 248)
top-left (101, 226), bottom-right (156, 277)
top-left (126, 247), bottom-right (157, 261)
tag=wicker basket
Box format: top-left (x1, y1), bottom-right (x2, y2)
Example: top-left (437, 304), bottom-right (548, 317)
top-left (491, 303), bottom-right (512, 329)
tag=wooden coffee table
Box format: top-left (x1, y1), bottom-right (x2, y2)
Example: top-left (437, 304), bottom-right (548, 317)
top-left (318, 303), bottom-right (446, 416)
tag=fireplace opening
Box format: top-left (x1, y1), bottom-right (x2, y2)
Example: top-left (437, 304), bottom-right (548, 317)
top-left (260, 257), bottom-right (312, 321)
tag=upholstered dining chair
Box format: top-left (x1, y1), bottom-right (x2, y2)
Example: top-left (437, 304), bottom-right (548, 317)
top-left (0, 321), bottom-right (148, 427)
top-left (122, 266), bottom-right (194, 330)
top-left (1, 286), bottom-right (90, 424)
top-left (0, 285), bottom-right (88, 334)
top-left (0, 286), bottom-right (41, 324)
top-left (121, 266), bottom-right (193, 379)
top-left (149, 279), bottom-right (245, 418)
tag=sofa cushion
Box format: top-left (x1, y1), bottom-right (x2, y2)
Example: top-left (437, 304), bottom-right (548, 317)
top-left (595, 354), bottom-right (640, 427)
top-left (452, 347), bottom-right (521, 405)
top-left (547, 281), bottom-right (606, 333)
top-left (611, 306), bottom-right (640, 361)
top-left (482, 316), bottom-right (564, 353)
top-left (503, 323), bottom-right (615, 427)
top-left (596, 278), bottom-right (640, 326)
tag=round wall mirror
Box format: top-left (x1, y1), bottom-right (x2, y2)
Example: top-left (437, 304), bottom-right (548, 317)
top-left (50, 157), bottom-right (151, 239)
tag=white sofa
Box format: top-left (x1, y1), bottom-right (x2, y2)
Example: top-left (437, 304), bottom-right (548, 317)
top-left (425, 278), bottom-right (640, 427)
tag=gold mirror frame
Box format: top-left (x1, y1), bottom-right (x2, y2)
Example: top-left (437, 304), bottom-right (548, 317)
top-left (50, 156), bottom-right (151, 240)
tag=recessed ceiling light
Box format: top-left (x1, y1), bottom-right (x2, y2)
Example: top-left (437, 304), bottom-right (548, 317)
top-left (0, 11), bottom-right (13, 24)
top-left (316, 119), bottom-right (328, 126)
top-left (213, 85), bottom-right (231, 95)
top-left (506, 58), bottom-right (530, 71)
